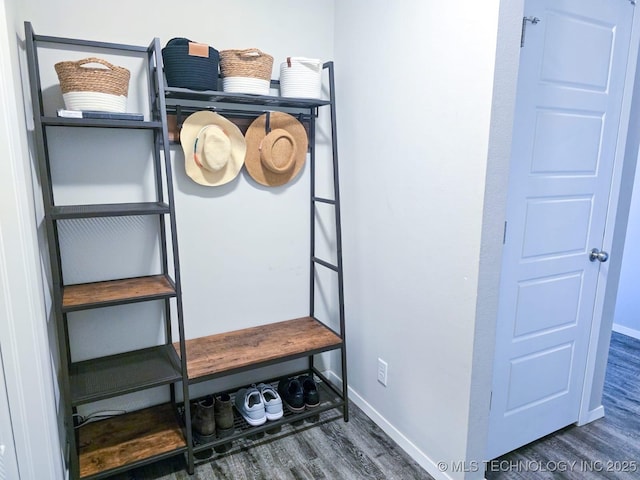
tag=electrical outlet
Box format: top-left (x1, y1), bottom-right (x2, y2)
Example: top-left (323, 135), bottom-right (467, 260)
top-left (378, 358), bottom-right (388, 386)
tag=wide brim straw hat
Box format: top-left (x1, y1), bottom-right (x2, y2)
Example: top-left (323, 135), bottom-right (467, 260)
top-left (244, 111), bottom-right (308, 187)
top-left (180, 111), bottom-right (246, 186)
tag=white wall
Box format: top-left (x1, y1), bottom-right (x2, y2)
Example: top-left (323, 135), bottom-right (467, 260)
top-left (468, 0), bottom-right (524, 467)
top-left (13, 0), bottom-right (337, 474)
top-left (20, 0), bottom-right (336, 335)
top-left (9, 2), bottom-right (525, 480)
top-left (334, 1), bottom-right (512, 479)
top-left (19, 0), bottom-right (338, 411)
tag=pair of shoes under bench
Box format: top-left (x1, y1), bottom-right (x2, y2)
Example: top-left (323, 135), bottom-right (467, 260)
top-left (235, 383), bottom-right (283, 426)
top-left (278, 375), bottom-right (320, 413)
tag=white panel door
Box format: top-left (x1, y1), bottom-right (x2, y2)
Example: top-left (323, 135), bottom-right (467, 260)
top-left (487, 0), bottom-right (634, 459)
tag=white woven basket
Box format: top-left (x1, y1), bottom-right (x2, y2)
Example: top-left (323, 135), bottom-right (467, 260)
top-left (62, 91), bottom-right (127, 112)
top-left (279, 57), bottom-right (322, 99)
top-left (222, 77), bottom-right (270, 95)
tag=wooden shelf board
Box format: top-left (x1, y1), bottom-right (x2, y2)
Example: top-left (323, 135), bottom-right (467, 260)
top-left (62, 275), bottom-right (175, 311)
top-left (78, 403), bottom-right (185, 479)
top-left (175, 316), bottom-right (343, 381)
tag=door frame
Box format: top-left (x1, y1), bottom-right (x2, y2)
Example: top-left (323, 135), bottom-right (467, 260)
top-left (487, 0), bottom-right (640, 456)
top-left (495, 0), bottom-right (640, 429)
top-left (0, 5), bottom-right (64, 478)
top-left (578, 1), bottom-right (640, 425)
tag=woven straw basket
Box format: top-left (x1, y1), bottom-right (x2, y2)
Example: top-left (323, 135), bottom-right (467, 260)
top-left (219, 49), bottom-right (273, 95)
top-left (54, 57), bottom-right (130, 112)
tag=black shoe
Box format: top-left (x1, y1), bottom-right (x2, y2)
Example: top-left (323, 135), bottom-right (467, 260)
top-left (298, 375), bottom-right (320, 408)
top-left (277, 377), bottom-right (305, 413)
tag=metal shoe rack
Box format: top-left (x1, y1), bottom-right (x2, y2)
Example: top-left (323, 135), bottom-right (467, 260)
top-left (25, 21), bottom-right (347, 479)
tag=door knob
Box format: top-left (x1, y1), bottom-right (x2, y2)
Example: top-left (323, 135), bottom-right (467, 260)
top-left (589, 248), bottom-right (609, 263)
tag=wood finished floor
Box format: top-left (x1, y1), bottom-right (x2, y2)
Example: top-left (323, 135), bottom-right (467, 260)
top-left (487, 331), bottom-right (640, 480)
top-left (112, 400), bottom-right (434, 480)
top-left (113, 332), bottom-right (639, 479)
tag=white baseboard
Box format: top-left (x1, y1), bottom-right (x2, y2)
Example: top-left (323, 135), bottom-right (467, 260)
top-left (578, 405), bottom-right (605, 426)
top-left (612, 323), bottom-right (640, 341)
top-left (323, 370), bottom-right (467, 480)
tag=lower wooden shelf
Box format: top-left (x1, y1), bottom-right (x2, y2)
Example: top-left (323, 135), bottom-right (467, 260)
top-left (175, 316), bottom-right (343, 382)
top-left (78, 403), bottom-right (186, 479)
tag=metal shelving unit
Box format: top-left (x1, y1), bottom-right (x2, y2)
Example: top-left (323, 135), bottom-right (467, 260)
top-left (24, 22), bottom-right (192, 479)
top-left (25, 18), bottom-right (347, 476)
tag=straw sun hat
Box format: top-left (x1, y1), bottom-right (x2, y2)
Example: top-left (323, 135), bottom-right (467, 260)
top-left (180, 111), bottom-right (246, 186)
top-left (244, 111), bottom-right (308, 187)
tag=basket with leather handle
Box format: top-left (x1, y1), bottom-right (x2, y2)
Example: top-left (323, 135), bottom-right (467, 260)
top-left (219, 48), bottom-right (273, 95)
top-left (162, 38), bottom-right (219, 91)
top-left (279, 57), bottom-right (323, 99)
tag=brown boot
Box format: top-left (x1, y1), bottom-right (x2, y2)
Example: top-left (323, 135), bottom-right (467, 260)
top-left (191, 395), bottom-right (216, 444)
top-left (214, 393), bottom-right (234, 453)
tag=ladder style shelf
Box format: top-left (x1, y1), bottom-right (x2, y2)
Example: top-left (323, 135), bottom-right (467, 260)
top-left (25, 22), bottom-right (191, 479)
top-left (25, 21), bottom-right (347, 478)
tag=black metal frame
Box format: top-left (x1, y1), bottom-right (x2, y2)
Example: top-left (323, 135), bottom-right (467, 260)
top-left (25, 21), bottom-right (347, 476)
top-left (308, 62), bottom-right (349, 421)
top-left (24, 22), bottom-right (191, 479)
top-left (164, 62), bottom-right (350, 445)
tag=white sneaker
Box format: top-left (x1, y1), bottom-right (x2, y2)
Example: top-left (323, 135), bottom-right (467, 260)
top-left (234, 386), bottom-right (266, 426)
top-left (256, 383), bottom-right (283, 421)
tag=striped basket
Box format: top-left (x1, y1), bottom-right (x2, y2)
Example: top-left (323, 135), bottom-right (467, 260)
top-left (54, 57), bottom-right (130, 112)
top-left (279, 57), bottom-right (323, 99)
top-left (219, 49), bottom-right (273, 95)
